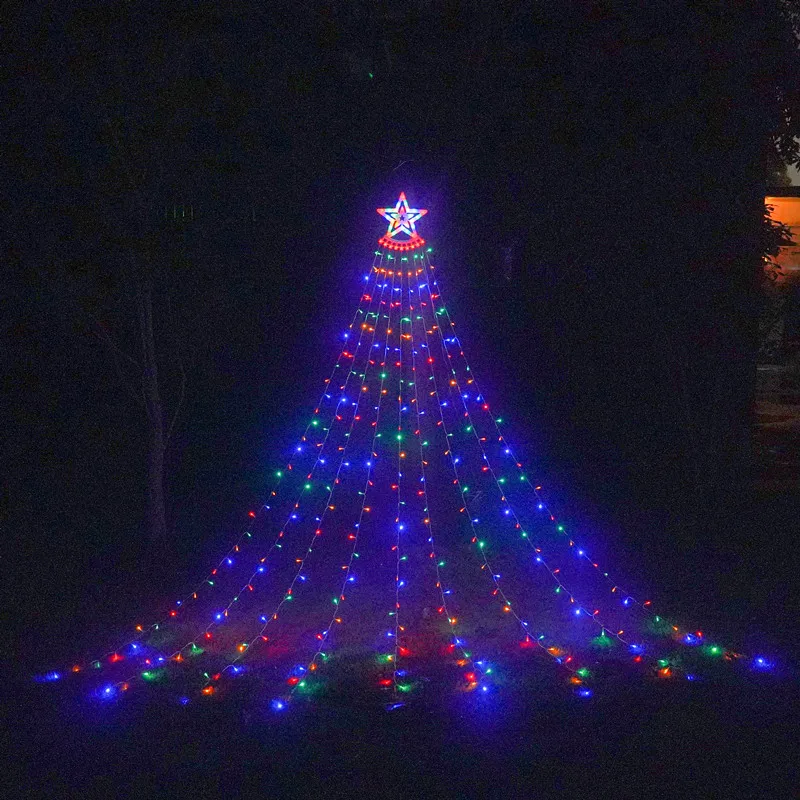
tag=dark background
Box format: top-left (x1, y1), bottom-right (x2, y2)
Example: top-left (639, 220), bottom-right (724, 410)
top-left (5, 2), bottom-right (800, 797)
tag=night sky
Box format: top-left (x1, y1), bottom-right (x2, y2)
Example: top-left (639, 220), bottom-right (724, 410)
top-left (6, 3), bottom-right (800, 797)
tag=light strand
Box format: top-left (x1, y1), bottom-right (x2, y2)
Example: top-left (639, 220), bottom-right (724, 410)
top-left (288, 268), bottom-right (399, 700)
top-left (392, 265), bottom-right (406, 693)
top-left (62, 256), bottom-right (385, 677)
top-left (408, 268), bottom-right (483, 690)
top-left (414, 262), bottom-right (577, 675)
top-left (420, 252), bottom-right (635, 652)
top-left (422, 252), bottom-right (742, 664)
top-left (113, 254), bottom-right (388, 691)
top-left (218, 264), bottom-right (398, 682)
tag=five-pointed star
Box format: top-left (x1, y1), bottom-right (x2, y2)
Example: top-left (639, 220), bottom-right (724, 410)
top-left (376, 192), bottom-right (428, 239)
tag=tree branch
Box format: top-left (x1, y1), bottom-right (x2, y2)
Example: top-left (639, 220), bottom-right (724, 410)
top-left (93, 324), bottom-right (147, 411)
top-left (137, 286), bottom-right (155, 423)
top-left (164, 294), bottom-right (187, 443)
top-left (95, 322), bottom-right (141, 368)
top-left (165, 353), bottom-right (186, 444)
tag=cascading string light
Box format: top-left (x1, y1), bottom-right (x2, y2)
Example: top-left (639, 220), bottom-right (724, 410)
top-left (418, 255), bottom-right (642, 661)
top-left (407, 269), bottom-right (484, 692)
top-left (420, 250), bottom-right (755, 671)
top-left (286, 266), bottom-right (399, 704)
top-left (392, 266), bottom-right (406, 694)
top-left (424, 252), bottom-right (664, 623)
top-left (52, 254), bottom-right (386, 681)
top-left (176, 261), bottom-right (385, 667)
top-left (427, 256), bottom-right (664, 606)
top-left (109, 254), bottom-right (389, 694)
top-left (46, 195), bottom-right (775, 699)
top-left (414, 265), bottom-right (579, 680)
top-left (371, 266), bottom-right (404, 692)
top-left (209, 261), bottom-right (398, 687)
top-left (421, 252), bottom-right (682, 671)
top-left (222, 272), bottom-right (406, 696)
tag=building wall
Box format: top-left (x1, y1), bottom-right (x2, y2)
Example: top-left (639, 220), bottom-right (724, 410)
top-left (766, 195), bottom-right (800, 285)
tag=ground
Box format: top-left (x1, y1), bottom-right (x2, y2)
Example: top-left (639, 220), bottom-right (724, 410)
top-left (9, 403), bottom-right (800, 800)
top-left (754, 399), bottom-right (800, 493)
top-left (10, 649), bottom-right (799, 799)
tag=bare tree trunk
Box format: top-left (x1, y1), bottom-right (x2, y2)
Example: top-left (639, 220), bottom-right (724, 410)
top-left (138, 282), bottom-right (168, 543)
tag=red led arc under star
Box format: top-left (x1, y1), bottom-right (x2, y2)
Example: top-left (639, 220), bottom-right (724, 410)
top-left (376, 192), bottom-right (428, 251)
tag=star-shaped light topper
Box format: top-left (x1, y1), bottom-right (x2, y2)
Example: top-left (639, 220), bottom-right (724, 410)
top-left (376, 192), bottom-right (428, 251)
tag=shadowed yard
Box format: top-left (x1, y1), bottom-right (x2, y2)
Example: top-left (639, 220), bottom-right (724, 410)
top-left (12, 661), bottom-right (798, 799)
